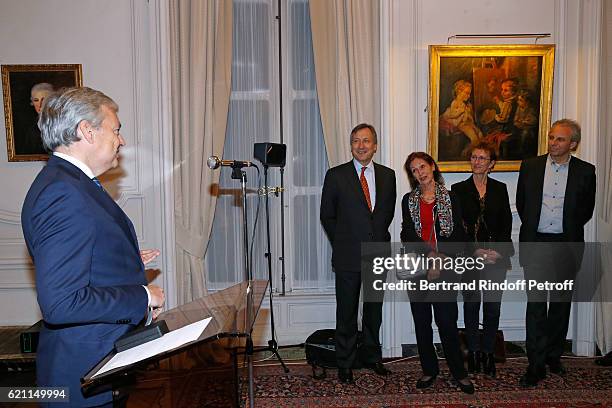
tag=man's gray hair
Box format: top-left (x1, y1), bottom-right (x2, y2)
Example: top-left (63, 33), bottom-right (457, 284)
top-left (552, 118), bottom-right (581, 145)
top-left (38, 87), bottom-right (118, 152)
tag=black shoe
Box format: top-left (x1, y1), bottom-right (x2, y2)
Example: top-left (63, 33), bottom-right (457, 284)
top-left (519, 372), bottom-right (539, 387)
top-left (457, 378), bottom-right (475, 394)
top-left (363, 361), bottom-right (391, 376)
top-left (519, 367), bottom-right (545, 387)
top-left (547, 360), bottom-right (567, 375)
top-left (595, 351), bottom-right (612, 366)
top-left (416, 375), bottom-right (437, 389)
top-left (338, 368), bottom-right (354, 384)
top-left (467, 351), bottom-right (481, 373)
top-left (482, 353), bottom-right (496, 377)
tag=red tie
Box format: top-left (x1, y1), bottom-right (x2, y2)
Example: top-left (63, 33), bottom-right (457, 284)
top-left (360, 167), bottom-right (372, 212)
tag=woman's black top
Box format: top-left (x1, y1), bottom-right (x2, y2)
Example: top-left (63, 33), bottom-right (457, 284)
top-left (451, 176), bottom-right (514, 269)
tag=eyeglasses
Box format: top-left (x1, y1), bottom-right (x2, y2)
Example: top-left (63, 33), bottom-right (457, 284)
top-left (470, 155), bottom-right (491, 162)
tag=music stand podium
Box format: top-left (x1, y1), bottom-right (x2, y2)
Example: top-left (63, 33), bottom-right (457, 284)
top-left (81, 280), bottom-right (268, 407)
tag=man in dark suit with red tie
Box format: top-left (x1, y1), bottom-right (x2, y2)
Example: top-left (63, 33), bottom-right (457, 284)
top-left (21, 87), bottom-right (165, 407)
top-left (320, 123), bottom-right (396, 383)
top-left (516, 118), bottom-right (596, 386)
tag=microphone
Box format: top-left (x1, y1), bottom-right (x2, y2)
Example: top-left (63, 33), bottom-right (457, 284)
top-left (207, 156), bottom-right (254, 170)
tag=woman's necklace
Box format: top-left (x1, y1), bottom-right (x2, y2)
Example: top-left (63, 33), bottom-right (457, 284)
top-left (421, 190), bottom-right (435, 204)
top-left (473, 175), bottom-right (487, 198)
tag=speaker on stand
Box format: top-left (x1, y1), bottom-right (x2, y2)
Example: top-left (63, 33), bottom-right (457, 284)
top-left (253, 142), bottom-right (288, 372)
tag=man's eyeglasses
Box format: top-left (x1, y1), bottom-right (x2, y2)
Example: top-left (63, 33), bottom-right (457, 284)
top-left (470, 155), bottom-right (491, 162)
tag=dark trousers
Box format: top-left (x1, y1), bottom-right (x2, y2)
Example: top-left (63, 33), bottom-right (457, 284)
top-left (335, 270), bottom-right (384, 368)
top-left (462, 266), bottom-right (506, 353)
top-left (409, 300), bottom-right (467, 380)
top-left (524, 233), bottom-right (577, 371)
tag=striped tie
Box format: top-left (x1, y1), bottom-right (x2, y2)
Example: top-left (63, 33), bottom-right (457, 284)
top-left (360, 167), bottom-right (372, 212)
top-left (92, 177), bottom-right (105, 192)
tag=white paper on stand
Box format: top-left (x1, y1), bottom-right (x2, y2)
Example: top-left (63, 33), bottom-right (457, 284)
top-left (93, 317), bottom-right (212, 378)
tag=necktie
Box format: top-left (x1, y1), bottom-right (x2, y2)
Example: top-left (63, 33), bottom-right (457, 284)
top-left (92, 177), bottom-right (105, 192)
top-left (360, 167), bottom-right (372, 212)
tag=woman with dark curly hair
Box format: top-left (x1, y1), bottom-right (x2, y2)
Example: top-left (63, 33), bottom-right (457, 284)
top-left (400, 152), bottom-right (474, 394)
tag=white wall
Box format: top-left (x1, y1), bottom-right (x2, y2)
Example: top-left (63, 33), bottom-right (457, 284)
top-left (0, 0), bottom-right (171, 325)
top-left (383, 0), bottom-right (601, 356)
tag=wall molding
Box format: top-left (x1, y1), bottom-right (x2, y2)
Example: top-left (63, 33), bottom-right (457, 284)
top-left (0, 209), bottom-right (21, 225)
top-left (554, 0), bottom-right (569, 117)
top-left (572, 0), bottom-right (602, 357)
top-left (251, 292), bottom-right (533, 354)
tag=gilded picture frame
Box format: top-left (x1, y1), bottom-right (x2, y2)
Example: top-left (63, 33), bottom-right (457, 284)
top-left (2, 64), bottom-right (83, 162)
top-left (428, 45), bottom-right (555, 172)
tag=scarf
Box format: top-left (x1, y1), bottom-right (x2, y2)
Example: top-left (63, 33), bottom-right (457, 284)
top-left (408, 182), bottom-right (454, 238)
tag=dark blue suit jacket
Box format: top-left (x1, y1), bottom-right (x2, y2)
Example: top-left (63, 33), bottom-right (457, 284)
top-left (320, 161), bottom-right (396, 272)
top-left (21, 155), bottom-right (148, 407)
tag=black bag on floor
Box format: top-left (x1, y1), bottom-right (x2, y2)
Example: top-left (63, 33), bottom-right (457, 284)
top-left (458, 327), bottom-right (506, 362)
top-left (305, 329), bottom-right (337, 380)
top-left (305, 329), bottom-right (365, 379)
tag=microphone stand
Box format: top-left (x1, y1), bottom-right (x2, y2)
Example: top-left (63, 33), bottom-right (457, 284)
top-left (231, 165), bottom-right (252, 283)
top-left (254, 164), bottom-right (288, 373)
top-left (230, 164), bottom-right (255, 407)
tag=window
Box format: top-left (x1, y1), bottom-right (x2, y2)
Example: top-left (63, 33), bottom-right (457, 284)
top-left (205, 0), bottom-right (333, 292)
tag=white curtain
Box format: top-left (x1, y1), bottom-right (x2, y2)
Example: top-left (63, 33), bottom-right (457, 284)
top-left (309, 0), bottom-right (380, 167)
top-left (169, 0), bottom-right (233, 304)
top-left (205, 0), bottom-right (333, 291)
top-left (205, 0), bottom-right (276, 290)
top-left (596, 0), bottom-right (612, 355)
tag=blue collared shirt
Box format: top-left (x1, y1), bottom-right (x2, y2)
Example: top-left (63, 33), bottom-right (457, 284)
top-left (537, 155), bottom-right (571, 233)
top-left (353, 159), bottom-right (376, 210)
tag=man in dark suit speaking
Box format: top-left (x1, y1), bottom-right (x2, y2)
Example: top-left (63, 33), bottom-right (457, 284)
top-left (320, 123), bottom-right (396, 383)
top-left (516, 118), bottom-right (596, 387)
top-left (21, 87), bottom-right (165, 407)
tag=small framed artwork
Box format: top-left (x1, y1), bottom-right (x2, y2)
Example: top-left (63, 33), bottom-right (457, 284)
top-left (2, 64), bottom-right (83, 162)
top-left (428, 45), bottom-right (555, 172)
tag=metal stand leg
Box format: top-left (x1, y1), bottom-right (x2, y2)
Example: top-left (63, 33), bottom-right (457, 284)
top-left (256, 166), bottom-right (289, 373)
top-left (230, 164), bottom-right (255, 406)
top-left (247, 337), bottom-right (255, 407)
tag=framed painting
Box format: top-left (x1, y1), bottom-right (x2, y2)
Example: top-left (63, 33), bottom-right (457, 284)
top-left (428, 45), bottom-right (555, 172)
top-left (2, 64), bottom-right (83, 162)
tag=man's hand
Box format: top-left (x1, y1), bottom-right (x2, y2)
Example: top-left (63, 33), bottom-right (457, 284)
top-left (426, 251), bottom-right (445, 281)
top-left (147, 284), bottom-right (165, 308)
top-left (474, 248), bottom-right (501, 264)
top-left (427, 267), bottom-right (441, 281)
top-left (140, 249), bottom-right (160, 266)
top-left (152, 307), bottom-right (163, 320)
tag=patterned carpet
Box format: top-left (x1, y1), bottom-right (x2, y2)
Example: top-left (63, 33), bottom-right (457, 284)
top-left (244, 357), bottom-right (612, 407)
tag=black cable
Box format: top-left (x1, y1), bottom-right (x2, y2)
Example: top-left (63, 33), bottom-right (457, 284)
top-left (249, 165), bottom-right (262, 277)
